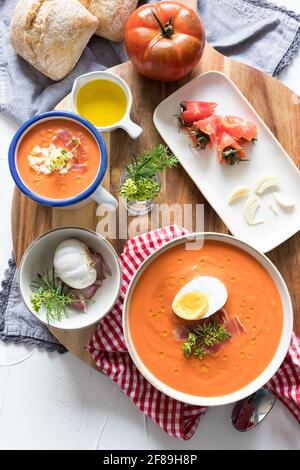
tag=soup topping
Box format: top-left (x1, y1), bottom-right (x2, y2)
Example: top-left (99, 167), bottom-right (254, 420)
top-left (172, 275), bottom-right (228, 321)
top-left (28, 130), bottom-right (83, 175)
top-left (181, 310), bottom-right (245, 361)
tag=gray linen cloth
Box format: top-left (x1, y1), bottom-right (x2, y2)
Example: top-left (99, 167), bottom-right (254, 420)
top-left (0, 0), bottom-right (299, 353)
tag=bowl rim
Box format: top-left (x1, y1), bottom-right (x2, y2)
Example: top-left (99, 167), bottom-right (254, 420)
top-left (18, 226), bottom-right (122, 331)
top-left (122, 232), bottom-right (293, 406)
top-left (8, 111), bottom-right (107, 207)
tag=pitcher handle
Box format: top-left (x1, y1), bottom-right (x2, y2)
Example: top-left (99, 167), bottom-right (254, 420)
top-left (120, 118), bottom-right (143, 139)
top-left (91, 186), bottom-right (118, 210)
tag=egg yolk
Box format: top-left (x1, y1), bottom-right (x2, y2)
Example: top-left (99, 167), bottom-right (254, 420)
top-left (173, 291), bottom-right (209, 320)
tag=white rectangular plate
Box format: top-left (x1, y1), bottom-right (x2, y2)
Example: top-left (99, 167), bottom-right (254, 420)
top-left (153, 71), bottom-right (300, 253)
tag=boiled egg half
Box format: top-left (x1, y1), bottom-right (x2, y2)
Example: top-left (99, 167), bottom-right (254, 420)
top-left (172, 276), bottom-right (228, 321)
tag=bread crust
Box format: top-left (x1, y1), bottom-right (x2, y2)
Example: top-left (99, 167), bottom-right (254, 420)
top-left (80, 0), bottom-right (138, 42)
top-left (9, 0), bottom-right (98, 81)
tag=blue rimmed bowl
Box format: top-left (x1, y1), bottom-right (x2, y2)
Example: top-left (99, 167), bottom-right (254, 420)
top-left (9, 111), bottom-right (117, 209)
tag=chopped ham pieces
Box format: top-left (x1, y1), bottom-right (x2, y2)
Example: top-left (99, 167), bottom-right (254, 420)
top-left (53, 129), bottom-right (73, 148)
top-left (200, 309), bottom-right (229, 327)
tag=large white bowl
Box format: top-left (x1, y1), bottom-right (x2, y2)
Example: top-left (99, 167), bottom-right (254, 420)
top-left (19, 227), bottom-right (122, 330)
top-left (123, 232), bottom-right (293, 406)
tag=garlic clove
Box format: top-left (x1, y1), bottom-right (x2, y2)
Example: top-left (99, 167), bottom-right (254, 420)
top-left (228, 186), bottom-right (250, 205)
top-left (244, 196), bottom-right (264, 226)
top-left (255, 176), bottom-right (279, 195)
top-left (251, 219), bottom-right (264, 226)
top-left (269, 203), bottom-right (278, 216)
top-left (274, 193), bottom-right (295, 209)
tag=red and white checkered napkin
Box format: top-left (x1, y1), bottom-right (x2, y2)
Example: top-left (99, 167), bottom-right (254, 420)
top-left (87, 226), bottom-right (300, 440)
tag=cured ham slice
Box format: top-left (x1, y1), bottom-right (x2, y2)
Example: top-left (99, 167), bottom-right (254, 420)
top-left (203, 314), bottom-right (246, 356)
top-left (200, 309), bottom-right (229, 327)
top-left (70, 162), bottom-right (88, 173)
top-left (173, 309), bottom-right (229, 340)
top-left (53, 129), bottom-right (88, 169)
top-left (226, 315), bottom-right (246, 339)
top-left (53, 129), bottom-right (73, 148)
top-left (174, 309), bottom-right (245, 356)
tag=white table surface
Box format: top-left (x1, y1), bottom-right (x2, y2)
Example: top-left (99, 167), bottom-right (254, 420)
top-left (0, 0), bottom-right (299, 450)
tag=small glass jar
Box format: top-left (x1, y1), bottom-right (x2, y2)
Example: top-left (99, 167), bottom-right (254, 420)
top-left (120, 171), bottom-right (161, 216)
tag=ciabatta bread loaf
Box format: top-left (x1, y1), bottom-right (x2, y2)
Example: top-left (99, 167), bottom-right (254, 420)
top-left (80, 0), bottom-right (138, 42)
top-left (9, 0), bottom-right (98, 81)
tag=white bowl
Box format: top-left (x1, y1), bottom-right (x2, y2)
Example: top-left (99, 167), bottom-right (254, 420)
top-left (123, 232), bottom-right (293, 406)
top-left (19, 227), bottom-right (122, 330)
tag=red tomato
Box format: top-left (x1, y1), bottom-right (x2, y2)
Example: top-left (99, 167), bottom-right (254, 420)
top-left (181, 101), bottom-right (217, 125)
top-left (219, 115), bottom-right (257, 141)
top-left (124, 2), bottom-right (205, 82)
top-left (193, 115), bottom-right (219, 148)
top-left (217, 132), bottom-right (246, 165)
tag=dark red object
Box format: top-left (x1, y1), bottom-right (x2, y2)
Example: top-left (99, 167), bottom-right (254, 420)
top-left (125, 2), bottom-right (205, 82)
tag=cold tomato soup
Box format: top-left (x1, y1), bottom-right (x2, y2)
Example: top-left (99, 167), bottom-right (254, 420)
top-left (128, 241), bottom-right (283, 397)
top-left (16, 119), bottom-right (100, 199)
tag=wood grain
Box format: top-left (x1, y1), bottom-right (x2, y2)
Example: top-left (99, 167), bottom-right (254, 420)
top-left (11, 42), bottom-right (300, 364)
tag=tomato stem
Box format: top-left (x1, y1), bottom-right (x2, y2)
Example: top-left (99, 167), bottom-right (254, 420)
top-left (151, 10), bottom-right (175, 38)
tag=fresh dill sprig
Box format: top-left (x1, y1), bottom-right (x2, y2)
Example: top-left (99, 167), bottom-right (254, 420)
top-left (49, 151), bottom-right (69, 171)
top-left (182, 321), bottom-right (232, 360)
top-left (30, 268), bottom-right (75, 323)
top-left (68, 137), bottom-right (81, 160)
top-left (49, 137), bottom-right (81, 171)
top-left (119, 144), bottom-right (177, 201)
top-left (119, 177), bottom-right (160, 201)
top-left (194, 322), bottom-right (232, 347)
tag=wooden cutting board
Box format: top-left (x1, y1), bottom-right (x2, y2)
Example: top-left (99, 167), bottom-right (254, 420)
top-left (11, 6), bottom-right (300, 368)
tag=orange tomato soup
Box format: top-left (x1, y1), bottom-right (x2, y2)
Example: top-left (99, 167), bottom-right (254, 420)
top-left (16, 119), bottom-right (101, 199)
top-left (129, 241), bottom-right (283, 397)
